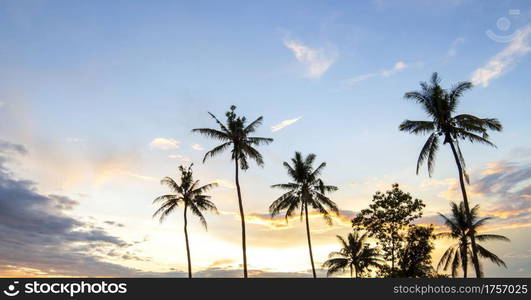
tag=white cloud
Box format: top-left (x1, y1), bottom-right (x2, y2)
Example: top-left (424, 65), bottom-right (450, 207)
top-left (343, 61), bottom-right (408, 86)
top-left (284, 38), bottom-right (337, 79)
top-left (271, 117), bottom-right (302, 132)
top-left (381, 61), bottom-right (407, 76)
top-left (149, 138), bottom-right (180, 150)
top-left (191, 143), bottom-right (204, 151)
top-left (471, 25), bottom-right (531, 87)
top-left (212, 179), bottom-right (235, 189)
top-left (0, 101), bottom-right (4, 108)
top-left (446, 37), bottom-right (465, 58)
top-left (168, 154), bottom-right (191, 162)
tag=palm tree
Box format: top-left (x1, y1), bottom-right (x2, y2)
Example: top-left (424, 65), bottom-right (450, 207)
top-left (192, 105), bottom-right (273, 278)
top-left (270, 152), bottom-right (339, 278)
top-left (437, 202), bottom-right (509, 277)
top-left (323, 230), bottom-right (384, 278)
top-left (152, 164), bottom-right (218, 278)
top-left (399, 72), bottom-right (502, 277)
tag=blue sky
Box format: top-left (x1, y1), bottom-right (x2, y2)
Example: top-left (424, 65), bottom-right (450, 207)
top-left (0, 0), bottom-right (530, 277)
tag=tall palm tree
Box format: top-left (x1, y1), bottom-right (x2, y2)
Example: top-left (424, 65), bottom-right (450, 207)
top-left (152, 164), bottom-right (218, 278)
top-left (437, 202), bottom-right (509, 277)
top-left (399, 72), bottom-right (502, 277)
top-left (323, 230), bottom-right (384, 278)
top-left (270, 152), bottom-right (339, 278)
top-left (192, 105), bottom-right (273, 278)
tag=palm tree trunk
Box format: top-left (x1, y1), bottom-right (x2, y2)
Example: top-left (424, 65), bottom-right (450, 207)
top-left (449, 140), bottom-right (482, 278)
top-left (463, 260), bottom-right (468, 278)
top-left (234, 159), bottom-right (248, 278)
top-left (461, 244), bottom-right (468, 278)
top-left (183, 203), bottom-right (192, 278)
top-left (304, 201), bottom-right (317, 278)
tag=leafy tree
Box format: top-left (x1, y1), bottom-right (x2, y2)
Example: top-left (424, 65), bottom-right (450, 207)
top-left (399, 73), bottom-right (502, 277)
top-left (152, 164), bottom-right (218, 278)
top-left (270, 152), bottom-right (338, 278)
top-left (352, 183), bottom-right (424, 274)
top-left (437, 202), bottom-right (509, 277)
top-left (323, 230), bottom-right (384, 278)
top-left (192, 105), bottom-right (273, 278)
top-left (396, 225), bottom-right (436, 278)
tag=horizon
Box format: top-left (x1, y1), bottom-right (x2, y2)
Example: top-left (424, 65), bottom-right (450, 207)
top-left (1, 0), bottom-right (530, 278)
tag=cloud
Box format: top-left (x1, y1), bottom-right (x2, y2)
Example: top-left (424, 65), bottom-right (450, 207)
top-left (149, 138), bottom-right (180, 150)
top-left (240, 209), bottom-right (355, 231)
top-left (0, 148), bottom-right (147, 276)
top-left (0, 140), bottom-right (27, 156)
top-left (433, 160), bottom-right (531, 229)
top-left (446, 37), bottom-right (465, 58)
top-left (284, 38), bottom-right (337, 79)
top-left (168, 153), bottom-right (191, 162)
top-left (342, 61), bottom-right (408, 86)
top-left (191, 144), bottom-right (204, 151)
top-left (0, 101), bottom-right (4, 108)
top-left (271, 117), bottom-right (302, 132)
top-left (471, 25), bottom-right (531, 87)
top-left (212, 179), bottom-right (235, 189)
top-left (208, 259), bottom-right (236, 268)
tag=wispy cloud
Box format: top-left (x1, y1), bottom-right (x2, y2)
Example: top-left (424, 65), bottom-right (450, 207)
top-left (191, 143), bottom-right (204, 151)
top-left (342, 61), bottom-right (408, 86)
top-left (168, 153), bottom-right (191, 162)
top-left (284, 37), bottom-right (337, 79)
top-left (271, 117), bottom-right (302, 132)
top-left (149, 138), bottom-right (180, 150)
top-left (471, 25), bottom-right (531, 87)
top-left (212, 179), bottom-right (235, 189)
top-left (446, 37), bottom-right (465, 58)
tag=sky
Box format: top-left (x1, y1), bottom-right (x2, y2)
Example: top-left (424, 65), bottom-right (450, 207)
top-left (0, 0), bottom-right (530, 277)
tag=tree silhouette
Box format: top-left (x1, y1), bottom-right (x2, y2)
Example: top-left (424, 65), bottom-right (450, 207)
top-left (437, 202), bottom-right (509, 277)
top-left (323, 230), bottom-right (384, 278)
top-left (399, 72), bottom-right (502, 277)
top-left (270, 151), bottom-right (339, 278)
top-left (352, 183), bottom-right (424, 274)
top-left (152, 164), bottom-right (218, 278)
top-left (192, 105), bottom-right (273, 278)
top-left (396, 225), bottom-right (436, 277)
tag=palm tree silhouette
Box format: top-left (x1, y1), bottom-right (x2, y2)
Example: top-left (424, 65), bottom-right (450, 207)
top-left (152, 164), bottom-right (218, 278)
top-left (270, 152), bottom-right (339, 278)
top-left (437, 202), bottom-right (509, 278)
top-left (323, 230), bottom-right (384, 278)
top-left (399, 72), bottom-right (502, 277)
top-left (192, 105), bottom-right (273, 278)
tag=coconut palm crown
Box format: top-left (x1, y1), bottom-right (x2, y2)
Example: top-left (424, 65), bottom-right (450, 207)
top-left (323, 230), bottom-right (384, 278)
top-left (437, 202), bottom-right (509, 277)
top-left (270, 151), bottom-right (339, 278)
top-left (152, 164), bottom-right (218, 278)
top-left (192, 105), bottom-right (273, 278)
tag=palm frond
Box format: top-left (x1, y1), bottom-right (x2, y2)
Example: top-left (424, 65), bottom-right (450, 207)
top-left (398, 120), bottom-right (435, 135)
top-left (476, 244), bottom-right (507, 268)
top-left (416, 133), bottom-right (439, 175)
top-left (243, 116), bottom-right (264, 134)
top-left (475, 234), bottom-right (510, 242)
top-left (203, 141), bottom-right (232, 163)
top-left (191, 128), bottom-right (230, 141)
top-left (161, 177), bottom-right (181, 193)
